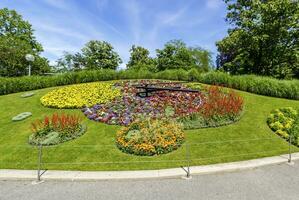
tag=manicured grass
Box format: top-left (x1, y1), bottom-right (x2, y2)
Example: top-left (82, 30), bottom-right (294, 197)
top-left (0, 81), bottom-right (298, 171)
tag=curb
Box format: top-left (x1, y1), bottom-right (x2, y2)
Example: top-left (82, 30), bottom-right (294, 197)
top-left (0, 153), bottom-right (298, 181)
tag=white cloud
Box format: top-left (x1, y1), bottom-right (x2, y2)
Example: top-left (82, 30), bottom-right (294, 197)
top-left (121, 0), bottom-right (142, 43)
top-left (160, 6), bottom-right (188, 26)
top-left (206, 0), bottom-right (223, 10)
top-left (43, 0), bottom-right (70, 10)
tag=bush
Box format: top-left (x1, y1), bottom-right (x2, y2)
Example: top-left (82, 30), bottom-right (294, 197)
top-left (116, 119), bottom-right (185, 156)
top-left (29, 113), bottom-right (86, 146)
top-left (267, 107), bottom-right (298, 144)
top-left (197, 72), bottom-right (299, 100)
top-left (0, 70), bottom-right (298, 100)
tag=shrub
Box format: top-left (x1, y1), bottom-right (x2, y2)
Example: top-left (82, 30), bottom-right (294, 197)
top-left (267, 107), bottom-right (299, 145)
top-left (0, 70), bottom-right (298, 100)
top-left (29, 113), bottom-right (85, 145)
top-left (116, 119), bottom-right (185, 156)
top-left (41, 82), bottom-right (121, 108)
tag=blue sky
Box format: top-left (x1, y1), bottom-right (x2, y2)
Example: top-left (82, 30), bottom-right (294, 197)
top-left (0, 0), bottom-right (228, 68)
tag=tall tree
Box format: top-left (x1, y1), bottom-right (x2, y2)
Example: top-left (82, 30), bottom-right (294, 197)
top-left (56, 52), bottom-right (85, 72)
top-left (189, 47), bottom-right (213, 72)
top-left (126, 45), bottom-right (156, 71)
top-left (0, 8), bottom-right (50, 76)
top-left (216, 0), bottom-right (299, 79)
top-left (81, 40), bottom-right (122, 70)
top-left (156, 40), bottom-right (194, 71)
top-left (156, 40), bottom-right (213, 71)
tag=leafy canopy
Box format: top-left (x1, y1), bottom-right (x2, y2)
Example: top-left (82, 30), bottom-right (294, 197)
top-left (56, 40), bottom-right (122, 71)
top-left (126, 45), bottom-right (156, 71)
top-left (216, 0), bottom-right (299, 79)
top-left (156, 40), bottom-right (213, 72)
top-left (0, 8), bottom-right (49, 77)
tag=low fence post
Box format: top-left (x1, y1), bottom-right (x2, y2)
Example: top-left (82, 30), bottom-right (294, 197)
top-left (181, 142), bottom-right (191, 179)
top-left (186, 142), bottom-right (191, 178)
top-left (288, 134), bottom-right (292, 163)
top-left (37, 144), bottom-right (43, 182)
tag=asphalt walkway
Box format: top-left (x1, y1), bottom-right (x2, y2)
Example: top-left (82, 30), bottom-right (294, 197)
top-left (0, 160), bottom-right (298, 200)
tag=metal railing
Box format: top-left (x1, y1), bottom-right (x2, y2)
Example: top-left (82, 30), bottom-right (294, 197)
top-left (0, 136), bottom-right (296, 182)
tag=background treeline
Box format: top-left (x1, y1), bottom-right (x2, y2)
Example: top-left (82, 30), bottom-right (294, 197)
top-left (0, 69), bottom-right (298, 100)
top-left (1, 0), bottom-right (298, 79)
top-left (55, 39), bottom-right (213, 73)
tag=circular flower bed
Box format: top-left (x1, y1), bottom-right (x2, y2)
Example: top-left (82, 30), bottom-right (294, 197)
top-left (29, 113), bottom-right (86, 146)
top-left (116, 119), bottom-right (185, 156)
top-left (267, 107), bottom-right (299, 145)
top-left (82, 81), bottom-right (244, 129)
top-left (41, 82), bottom-right (121, 109)
top-left (82, 80), bottom-right (203, 126)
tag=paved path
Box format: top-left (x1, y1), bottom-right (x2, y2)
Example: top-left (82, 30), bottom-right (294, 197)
top-left (0, 160), bottom-right (298, 200)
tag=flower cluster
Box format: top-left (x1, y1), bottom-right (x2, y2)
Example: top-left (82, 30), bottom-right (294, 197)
top-left (82, 81), bottom-right (203, 126)
top-left (201, 86), bottom-right (244, 119)
top-left (116, 119), bottom-right (185, 156)
top-left (29, 113), bottom-right (85, 145)
top-left (267, 107), bottom-right (298, 139)
top-left (41, 82), bottom-right (121, 109)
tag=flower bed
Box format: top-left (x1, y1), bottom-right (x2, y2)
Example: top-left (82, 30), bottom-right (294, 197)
top-left (267, 107), bottom-right (299, 145)
top-left (180, 84), bottom-right (244, 129)
top-left (29, 113), bottom-right (86, 146)
top-left (40, 82), bottom-right (121, 109)
top-left (82, 80), bottom-right (203, 126)
top-left (116, 119), bottom-right (185, 156)
top-left (82, 81), bottom-right (244, 129)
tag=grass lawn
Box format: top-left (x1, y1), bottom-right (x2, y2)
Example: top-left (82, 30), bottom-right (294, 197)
top-left (0, 81), bottom-right (298, 171)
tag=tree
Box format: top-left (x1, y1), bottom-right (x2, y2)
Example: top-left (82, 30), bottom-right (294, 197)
top-left (56, 52), bottom-right (85, 72)
top-left (156, 40), bottom-right (213, 72)
top-left (189, 47), bottom-right (213, 72)
top-left (81, 40), bottom-right (122, 70)
top-left (216, 0), bottom-right (299, 79)
top-left (126, 45), bottom-right (156, 71)
top-left (0, 8), bottom-right (50, 76)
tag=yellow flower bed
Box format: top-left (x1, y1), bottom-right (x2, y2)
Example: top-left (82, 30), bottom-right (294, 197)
top-left (116, 119), bottom-right (185, 156)
top-left (41, 82), bottom-right (121, 109)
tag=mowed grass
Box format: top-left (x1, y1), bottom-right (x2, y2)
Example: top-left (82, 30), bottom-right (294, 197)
top-left (0, 81), bottom-right (298, 171)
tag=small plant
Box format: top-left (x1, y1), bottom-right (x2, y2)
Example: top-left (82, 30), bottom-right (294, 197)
top-left (116, 118), bottom-right (185, 156)
top-left (29, 113), bottom-right (85, 145)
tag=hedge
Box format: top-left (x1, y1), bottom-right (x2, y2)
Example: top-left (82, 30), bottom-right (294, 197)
top-left (0, 69), bottom-right (298, 100)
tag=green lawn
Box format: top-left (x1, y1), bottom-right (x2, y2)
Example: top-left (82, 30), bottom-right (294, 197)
top-left (0, 81), bottom-right (298, 171)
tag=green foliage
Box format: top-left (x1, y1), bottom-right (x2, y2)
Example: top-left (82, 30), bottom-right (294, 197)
top-left (126, 45), bottom-right (156, 71)
top-left (56, 40), bottom-right (122, 71)
top-left (56, 52), bottom-right (85, 72)
top-left (197, 72), bottom-right (299, 100)
top-left (217, 0), bottom-right (299, 79)
top-left (267, 107), bottom-right (298, 144)
top-left (156, 40), bottom-right (213, 72)
top-left (0, 70), bottom-right (299, 100)
top-left (0, 8), bottom-right (50, 77)
top-left (82, 40), bottom-right (122, 70)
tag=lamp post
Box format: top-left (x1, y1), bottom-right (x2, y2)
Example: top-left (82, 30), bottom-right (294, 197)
top-left (25, 54), bottom-right (35, 76)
